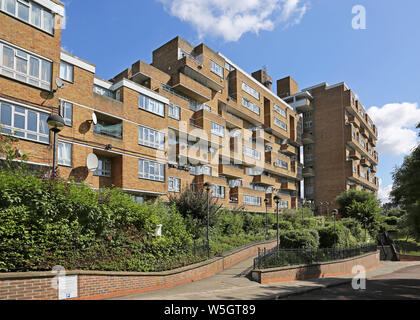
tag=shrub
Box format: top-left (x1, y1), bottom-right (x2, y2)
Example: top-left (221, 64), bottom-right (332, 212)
top-left (318, 224), bottom-right (360, 248)
top-left (243, 213), bottom-right (265, 235)
top-left (216, 210), bottom-right (244, 236)
top-left (279, 229), bottom-right (319, 249)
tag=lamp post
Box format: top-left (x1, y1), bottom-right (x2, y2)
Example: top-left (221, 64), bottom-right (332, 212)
top-left (318, 201), bottom-right (324, 216)
top-left (332, 209), bottom-right (338, 233)
top-left (364, 217), bottom-right (368, 243)
top-left (264, 198), bottom-right (269, 240)
top-left (325, 201), bottom-right (331, 217)
top-left (203, 182), bottom-right (212, 259)
top-left (47, 114), bottom-right (65, 178)
top-left (274, 195), bottom-right (281, 250)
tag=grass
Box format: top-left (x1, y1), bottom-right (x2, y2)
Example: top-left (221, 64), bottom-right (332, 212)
top-left (394, 238), bottom-right (420, 256)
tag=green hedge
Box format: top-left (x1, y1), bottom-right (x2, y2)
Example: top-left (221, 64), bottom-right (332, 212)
top-left (279, 229), bottom-right (319, 249)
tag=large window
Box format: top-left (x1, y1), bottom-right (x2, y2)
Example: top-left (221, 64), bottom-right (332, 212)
top-left (210, 60), bottom-right (223, 77)
top-left (242, 82), bottom-right (260, 100)
top-left (59, 100), bottom-right (72, 126)
top-left (212, 185), bottom-right (225, 199)
top-left (274, 117), bottom-right (288, 131)
top-left (0, 0), bottom-right (54, 34)
top-left (139, 94), bottom-right (165, 117)
top-left (244, 195), bottom-right (261, 206)
top-left (274, 158), bottom-right (288, 169)
top-left (94, 157), bottom-right (112, 178)
top-left (168, 177), bottom-right (181, 192)
top-left (211, 121), bottom-right (224, 137)
top-left (138, 158), bottom-right (165, 182)
top-left (0, 101), bottom-right (49, 143)
top-left (138, 125), bottom-right (165, 150)
top-left (59, 61), bottom-right (73, 82)
top-left (57, 141), bottom-right (71, 166)
top-left (0, 40), bottom-right (52, 90)
top-left (94, 119), bottom-right (122, 139)
top-left (241, 97), bottom-right (260, 115)
top-left (243, 146), bottom-right (261, 160)
top-left (274, 104), bottom-right (287, 118)
top-left (190, 165), bottom-right (211, 176)
top-left (168, 103), bottom-right (180, 120)
top-left (93, 85), bottom-right (115, 99)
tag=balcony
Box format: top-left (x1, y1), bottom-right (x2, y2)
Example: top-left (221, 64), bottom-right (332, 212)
top-left (359, 127), bottom-right (368, 138)
top-left (348, 150), bottom-right (361, 160)
top-left (281, 182), bottom-right (297, 191)
top-left (176, 143), bottom-right (209, 164)
top-left (302, 167), bottom-right (315, 177)
top-left (290, 98), bottom-right (313, 112)
top-left (253, 130), bottom-right (275, 144)
top-left (348, 116), bottom-right (360, 128)
top-left (218, 164), bottom-right (243, 179)
top-left (369, 138), bottom-right (376, 147)
top-left (220, 108), bottom-right (243, 129)
top-left (280, 144), bottom-right (297, 156)
top-left (253, 175), bottom-right (277, 186)
top-left (302, 132), bottom-right (315, 144)
top-left (370, 165), bottom-right (377, 173)
top-left (193, 174), bottom-right (227, 189)
top-left (360, 158), bottom-right (370, 167)
top-left (93, 114), bottom-right (123, 140)
top-left (346, 127), bottom-right (378, 165)
top-left (171, 72), bottom-right (212, 103)
top-left (180, 57), bottom-right (224, 92)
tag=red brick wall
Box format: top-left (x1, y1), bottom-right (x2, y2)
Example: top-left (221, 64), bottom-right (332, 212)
top-left (0, 240), bottom-right (276, 300)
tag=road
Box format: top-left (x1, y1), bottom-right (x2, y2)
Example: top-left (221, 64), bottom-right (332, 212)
top-left (283, 265), bottom-right (420, 300)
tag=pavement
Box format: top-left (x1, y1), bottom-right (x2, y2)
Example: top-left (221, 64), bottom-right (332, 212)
top-left (112, 253), bottom-right (420, 300)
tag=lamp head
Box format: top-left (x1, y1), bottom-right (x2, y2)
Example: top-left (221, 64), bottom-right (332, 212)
top-left (264, 198), bottom-right (269, 204)
top-left (332, 209), bottom-right (338, 215)
top-left (47, 114), bottom-right (65, 133)
top-left (273, 195), bottom-right (281, 204)
top-left (203, 182), bottom-right (212, 191)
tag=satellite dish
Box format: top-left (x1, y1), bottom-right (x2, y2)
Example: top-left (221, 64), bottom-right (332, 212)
top-left (55, 78), bottom-right (66, 89)
top-left (86, 153), bottom-right (99, 172)
top-left (92, 113), bottom-right (98, 125)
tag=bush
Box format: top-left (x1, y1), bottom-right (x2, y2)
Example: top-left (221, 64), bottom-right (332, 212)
top-left (318, 224), bottom-right (360, 248)
top-left (243, 213), bottom-right (266, 235)
top-left (279, 229), bottom-right (319, 249)
top-left (216, 210), bottom-right (244, 236)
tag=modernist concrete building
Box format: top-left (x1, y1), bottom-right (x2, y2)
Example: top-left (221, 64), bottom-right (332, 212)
top-left (279, 77), bottom-right (379, 213)
top-left (0, 0), bottom-right (305, 213)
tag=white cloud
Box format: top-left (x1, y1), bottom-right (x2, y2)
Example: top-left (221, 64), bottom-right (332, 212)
top-left (367, 102), bottom-right (420, 155)
top-left (378, 179), bottom-right (393, 204)
top-left (158, 0), bottom-right (308, 42)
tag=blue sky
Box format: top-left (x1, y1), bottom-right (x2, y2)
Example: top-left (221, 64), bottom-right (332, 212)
top-left (61, 0), bottom-right (420, 202)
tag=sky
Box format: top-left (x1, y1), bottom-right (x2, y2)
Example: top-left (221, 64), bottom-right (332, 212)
top-left (60, 0), bottom-right (420, 204)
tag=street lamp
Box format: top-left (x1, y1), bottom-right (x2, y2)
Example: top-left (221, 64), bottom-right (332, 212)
top-left (325, 201), bottom-right (331, 216)
top-left (274, 195), bottom-right (281, 250)
top-left (47, 114), bottom-right (65, 177)
top-left (203, 182), bottom-right (212, 259)
top-left (332, 209), bottom-right (338, 233)
top-left (264, 198), bottom-right (269, 240)
top-left (318, 201), bottom-right (324, 216)
top-left (363, 217), bottom-right (369, 243)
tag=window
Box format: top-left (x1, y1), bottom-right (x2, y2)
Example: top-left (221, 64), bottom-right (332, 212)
top-left (168, 104), bottom-right (180, 120)
top-left (57, 141), bottom-right (71, 166)
top-left (225, 62), bottom-right (235, 72)
top-left (274, 158), bottom-right (288, 169)
top-left (59, 100), bottom-right (72, 126)
top-left (0, 101), bottom-right (49, 143)
top-left (304, 121), bottom-right (312, 129)
top-left (212, 185), bottom-right (225, 198)
top-left (244, 195), bottom-right (261, 206)
top-left (0, 41), bottom-right (52, 90)
top-left (190, 100), bottom-right (211, 112)
top-left (210, 60), bottom-right (223, 77)
top-left (138, 158), bottom-right (165, 182)
top-left (243, 146), bottom-right (261, 160)
top-left (211, 121), bottom-right (224, 137)
top-left (168, 177), bottom-right (181, 192)
top-left (94, 157), bottom-right (112, 177)
top-left (242, 82), bottom-right (260, 100)
top-left (59, 61), bottom-right (73, 82)
top-left (274, 104), bottom-right (287, 118)
top-left (139, 94), bottom-right (165, 117)
top-left (304, 154), bottom-right (313, 162)
top-left (93, 85), bottom-right (115, 99)
top-left (274, 118), bottom-right (288, 131)
top-left (228, 179), bottom-right (242, 188)
top-left (138, 125), bottom-right (165, 150)
top-left (190, 165), bottom-right (211, 176)
top-left (0, 0), bottom-right (54, 34)
top-left (242, 97), bottom-right (260, 115)
top-left (280, 200), bottom-right (289, 209)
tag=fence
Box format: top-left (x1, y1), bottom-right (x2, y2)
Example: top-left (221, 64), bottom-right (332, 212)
top-left (253, 244), bottom-right (378, 269)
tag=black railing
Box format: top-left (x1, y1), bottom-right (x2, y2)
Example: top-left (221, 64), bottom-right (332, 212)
top-left (254, 244), bottom-right (378, 269)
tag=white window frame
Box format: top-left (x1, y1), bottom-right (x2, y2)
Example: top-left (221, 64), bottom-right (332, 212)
top-left (242, 82), bottom-right (260, 100)
top-left (190, 165), bottom-right (211, 176)
top-left (274, 104), bottom-right (287, 118)
top-left (0, 0), bottom-right (55, 34)
top-left (168, 176), bottom-right (181, 192)
top-left (0, 100), bottom-right (49, 143)
top-left (244, 195), bottom-right (261, 206)
top-left (210, 60), bottom-right (224, 77)
top-left (212, 184), bottom-right (225, 199)
top-left (138, 158), bottom-right (165, 182)
top-left (94, 85), bottom-right (115, 99)
top-left (59, 61), bottom-right (73, 82)
top-left (138, 125), bottom-right (165, 150)
top-left (211, 121), bottom-right (224, 137)
top-left (94, 157), bottom-right (112, 178)
top-left (274, 117), bottom-right (288, 131)
top-left (241, 97), bottom-right (260, 115)
top-left (57, 141), bottom-right (72, 167)
top-left (168, 103), bottom-right (180, 120)
top-left (243, 146), bottom-right (261, 160)
top-left (59, 100), bottom-right (72, 126)
top-left (0, 40), bottom-right (52, 90)
top-left (139, 93), bottom-right (165, 117)
top-left (274, 158), bottom-right (288, 170)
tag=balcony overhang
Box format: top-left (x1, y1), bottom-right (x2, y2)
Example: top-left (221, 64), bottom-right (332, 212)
top-left (302, 132), bottom-right (315, 145)
top-left (302, 167), bottom-right (315, 177)
top-left (183, 65), bottom-right (224, 92)
top-left (172, 73), bottom-right (212, 103)
top-left (253, 175), bottom-right (276, 186)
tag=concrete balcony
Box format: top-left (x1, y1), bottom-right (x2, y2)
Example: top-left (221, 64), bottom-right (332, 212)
top-left (253, 175), bottom-right (277, 186)
top-left (280, 144), bottom-right (297, 156)
top-left (281, 182), bottom-right (297, 191)
top-left (370, 165), bottom-right (377, 173)
top-left (348, 116), bottom-right (360, 128)
top-left (359, 127), bottom-right (368, 138)
top-left (348, 150), bottom-right (361, 160)
top-left (193, 174), bottom-right (227, 189)
top-left (171, 72), bottom-right (212, 103)
top-left (220, 109), bottom-right (243, 129)
top-left (302, 167), bottom-right (315, 177)
top-left (302, 132), bottom-right (315, 145)
top-left (346, 127), bottom-right (378, 165)
top-left (290, 98), bottom-right (313, 112)
top-left (218, 164), bottom-right (243, 179)
top-left (176, 144), bottom-right (209, 164)
top-left (360, 158), bottom-right (370, 167)
top-left (253, 129), bottom-right (276, 144)
top-left (369, 138), bottom-right (376, 147)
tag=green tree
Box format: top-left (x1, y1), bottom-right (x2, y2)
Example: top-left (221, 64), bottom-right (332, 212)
top-left (0, 128), bottom-right (28, 170)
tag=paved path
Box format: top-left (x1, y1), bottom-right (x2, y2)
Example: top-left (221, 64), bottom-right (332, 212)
top-left (283, 264), bottom-right (420, 300)
top-left (112, 254), bottom-right (420, 300)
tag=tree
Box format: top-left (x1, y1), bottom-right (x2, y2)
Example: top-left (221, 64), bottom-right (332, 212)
top-left (0, 128), bottom-right (28, 170)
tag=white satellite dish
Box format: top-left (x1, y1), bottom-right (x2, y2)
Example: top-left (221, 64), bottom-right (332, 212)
top-left (92, 113), bottom-right (98, 125)
top-left (86, 153), bottom-right (99, 172)
top-left (55, 78), bottom-right (66, 89)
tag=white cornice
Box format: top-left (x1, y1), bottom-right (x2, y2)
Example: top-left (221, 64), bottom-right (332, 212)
top-left (60, 52), bottom-right (96, 74)
top-left (33, 0), bottom-right (65, 17)
top-left (111, 79), bottom-right (170, 105)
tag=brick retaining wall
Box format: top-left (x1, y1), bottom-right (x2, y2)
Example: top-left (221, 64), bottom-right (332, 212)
top-left (0, 240), bottom-right (277, 300)
top-left (251, 251), bottom-right (380, 284)
top-left (397, 253), bottom-right (420, 262)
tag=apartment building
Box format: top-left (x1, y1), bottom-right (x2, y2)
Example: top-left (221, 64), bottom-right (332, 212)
top-left (278, 77), bottom-right (379, 213)
top-left (0, 0), bottom-right (303, 213)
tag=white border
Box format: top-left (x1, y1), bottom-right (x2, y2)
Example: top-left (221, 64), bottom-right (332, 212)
top-left (111, 79), bottom-right (170, 105)
top-left (32, 0), bottom-right (65, 17)
top-left (60, 52), bottom-right (96, 74)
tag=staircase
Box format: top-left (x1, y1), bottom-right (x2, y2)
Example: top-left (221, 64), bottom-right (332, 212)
top-left (377, 231), bottom-right (399, 261)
